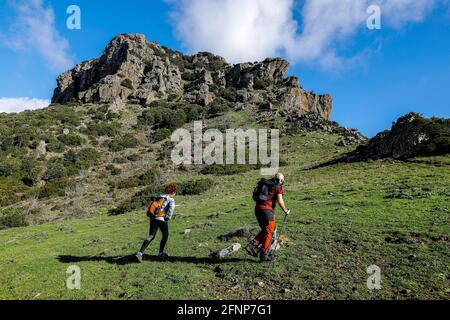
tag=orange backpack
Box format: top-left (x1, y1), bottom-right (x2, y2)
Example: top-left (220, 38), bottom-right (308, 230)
top-left (147, 197), bottom-right (167, 218)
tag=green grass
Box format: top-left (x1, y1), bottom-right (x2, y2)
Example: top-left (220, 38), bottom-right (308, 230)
top-left (0, 131), bottom-right (448, 300)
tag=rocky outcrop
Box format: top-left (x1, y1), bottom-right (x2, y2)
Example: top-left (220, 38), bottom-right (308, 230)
top-left (52, 33), bottom-right (333, 120)
top-left (343, 113), bottom-right (449, 160)
top-left (284, 112), bottom-right (367, 144)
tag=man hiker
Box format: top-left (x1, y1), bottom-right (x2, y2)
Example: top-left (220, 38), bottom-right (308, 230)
top-left (246, 173), bottom-right (291, 262)
top-left (135, 183), bottom-right (177, 263)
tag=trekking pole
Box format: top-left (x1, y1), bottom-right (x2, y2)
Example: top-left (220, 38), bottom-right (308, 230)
top-left (268, 211), bottom-right (290, 272)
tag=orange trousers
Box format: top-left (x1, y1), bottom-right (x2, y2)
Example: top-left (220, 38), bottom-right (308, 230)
top-left (253, 209), bottom-right (276, 254)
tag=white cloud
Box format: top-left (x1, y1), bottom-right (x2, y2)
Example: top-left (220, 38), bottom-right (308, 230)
top-left (168, 0), bottom-right (444, 69)
top-left (1, 0), bottom-right (73, 72)
top-left (0, 97), bottom-right (50, 113)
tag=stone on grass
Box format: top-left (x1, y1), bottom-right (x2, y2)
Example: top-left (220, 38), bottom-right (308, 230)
top-left (213, 243), bottom-right (241, 260)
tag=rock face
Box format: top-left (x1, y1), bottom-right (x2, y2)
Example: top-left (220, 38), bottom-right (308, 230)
top-left (52, 33), bottom-right (332, 120)
top-left (346, 113), bottom-right (449, 160)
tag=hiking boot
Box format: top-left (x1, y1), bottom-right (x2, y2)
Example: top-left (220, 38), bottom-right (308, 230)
top-left (245, 242), bottom-right (259, 257)
top-left (158, 252), bottom-right (169, 259)
top-left (135, 252), bottom-right (143, 263)
top-left (260, 252), bottom-right (274, 262)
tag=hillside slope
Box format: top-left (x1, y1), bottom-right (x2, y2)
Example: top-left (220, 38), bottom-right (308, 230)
top-left (0, 34), bottom-right (448, 300)
top-left (0, 131), bottom-right (448, 300)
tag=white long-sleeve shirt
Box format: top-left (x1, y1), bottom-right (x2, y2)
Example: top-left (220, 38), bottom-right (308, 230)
top-left (155, 193), bottom-right (175, 222)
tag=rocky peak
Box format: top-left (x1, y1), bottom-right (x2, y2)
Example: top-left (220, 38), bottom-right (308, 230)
top-left (52, 33), bottom-right (333, 120)
top-left (344, 113), bottom-right (449, 160)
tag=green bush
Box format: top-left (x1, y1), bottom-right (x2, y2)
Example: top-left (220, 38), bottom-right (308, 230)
top-left (0, 124), bottom-right (13, 151)
top-left (85, 122), bottom-right (120, 137)
top-left (106, 164), bottom-right (122, 176)
top-left (181, 104), bottom-right (203, 122)
top-left (127, 154), bottom-right (141, 162)
top-left (38, 178), bottom-right (70, 199)
top-left (42, 162), bottom-right (67, 181)
top-left (205, 99), bottom-right (230, 117)
top-left (178, 178), bottom-right (213, 195)
top-left (0, 158), bottom-right (19, 177)
top-left (153, 129), bottom-right (172, 142)
top-left (63, 148), bottom-right (100, 171)
top-left (220, 87), bottom-right (238, 102)
top-left (121, 79), bottom-right (134, 90)
top-left (117, 177), bottom-right (141, 189)
top-left (181, 71), bottom-right (197, 81)
top-left (58, 133), bottom-right (86, 147)
top-left (113, 156), bottom-right (127, 164)
top-left (0, 208), bottom-right (28, 229)
top-left (254, 77), bottom-right (271, 90)
top-left (107, 134), bottom-right (139, 152)
top-left (21, 157), bottom-right (44, 186)
top-left (137, 110), bottom-right (155, 126)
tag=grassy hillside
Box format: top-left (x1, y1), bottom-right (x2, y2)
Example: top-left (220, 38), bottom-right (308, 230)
top-left (0, 128), bottom-right (448, 300)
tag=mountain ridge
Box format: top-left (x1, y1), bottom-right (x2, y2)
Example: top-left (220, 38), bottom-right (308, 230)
top-left (52, 33), bottom-right (332, 121)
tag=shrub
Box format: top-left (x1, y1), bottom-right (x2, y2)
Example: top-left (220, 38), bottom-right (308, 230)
top-left (107, 164), bottom-right (122, 176)
top-left (139, 169), bottom-right (161, 185)
top-left (181, 71), bottom-right (197, 81)
top-left (158, 111), bottom-right (187, 130)
top-left (121, 78), bottom-right (134, 90)
top-left (0, 208), bottom-right (28, 229)
top-left (177, 178), bottom-right (213, 195)
top-left (137, 110), bottom-right (155, 127)
top-left (220, 87), bottom-right (238, 102)
top-left (63, 148), bottom-right (100, 171)
top-left (181, 104), bottom-right (203, 122)
top-left (205, 99), bottom-right (230, 117)
top-left (21, 158), bottom-right (43, 186)
top-left (107, 134), bottom-right (139, 152)
top-left (58, 133), bottom-right (86, 147)
top-left (0, 124), bottom-right (13, 151)
top-left (0, 158), bottom-right (19, 177)
top-left (113, 156), bottom-right (127, 164)
top-left (85, 122), bottom-right (120, 137)
top-left (38, 178), bottom-right (70, 199)
top-left (117, 177), bottom-right (141, 189)
top-left (153, 129), bottom-right (172, 142)
top-left (127, 154), bottom-right (141, 162)
top-left (42, 162), bottom-right (67, 181)
top-left (254, 77), bottom-right (271, 90)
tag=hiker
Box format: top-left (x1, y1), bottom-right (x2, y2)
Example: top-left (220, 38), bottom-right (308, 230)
top-left (135, 183), bottom-right (177, 262)
top-left (246, 173), bottom-right (291, 262)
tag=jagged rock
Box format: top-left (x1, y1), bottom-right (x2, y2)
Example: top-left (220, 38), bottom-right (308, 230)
top-left (286, 112), bottom-right (367, 144)
top-left (345, 113), bottom-right (449, 161)
top-left (52, 33), bottom-right (332, 121)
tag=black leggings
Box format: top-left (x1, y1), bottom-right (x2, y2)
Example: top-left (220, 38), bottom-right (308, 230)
top-left (139, 219), bottom-right (169, 253)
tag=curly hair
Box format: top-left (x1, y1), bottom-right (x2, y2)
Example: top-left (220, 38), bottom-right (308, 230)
top-left (164, 182), bottom-right (177, 195)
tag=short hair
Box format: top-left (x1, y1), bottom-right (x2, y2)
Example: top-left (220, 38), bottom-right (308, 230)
top-left (165, 183), bottom-right (177, 195)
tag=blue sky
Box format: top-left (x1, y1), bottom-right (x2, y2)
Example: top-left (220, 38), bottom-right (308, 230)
top-left (0, 0), bottom-right (449, 137)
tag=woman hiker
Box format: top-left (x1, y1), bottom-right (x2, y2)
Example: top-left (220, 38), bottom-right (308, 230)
top-left (135, 183), bottom-right (177, 262)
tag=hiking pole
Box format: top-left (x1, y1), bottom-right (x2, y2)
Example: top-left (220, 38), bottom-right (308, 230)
top-left (267, 210), bottom-right (290, 272)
